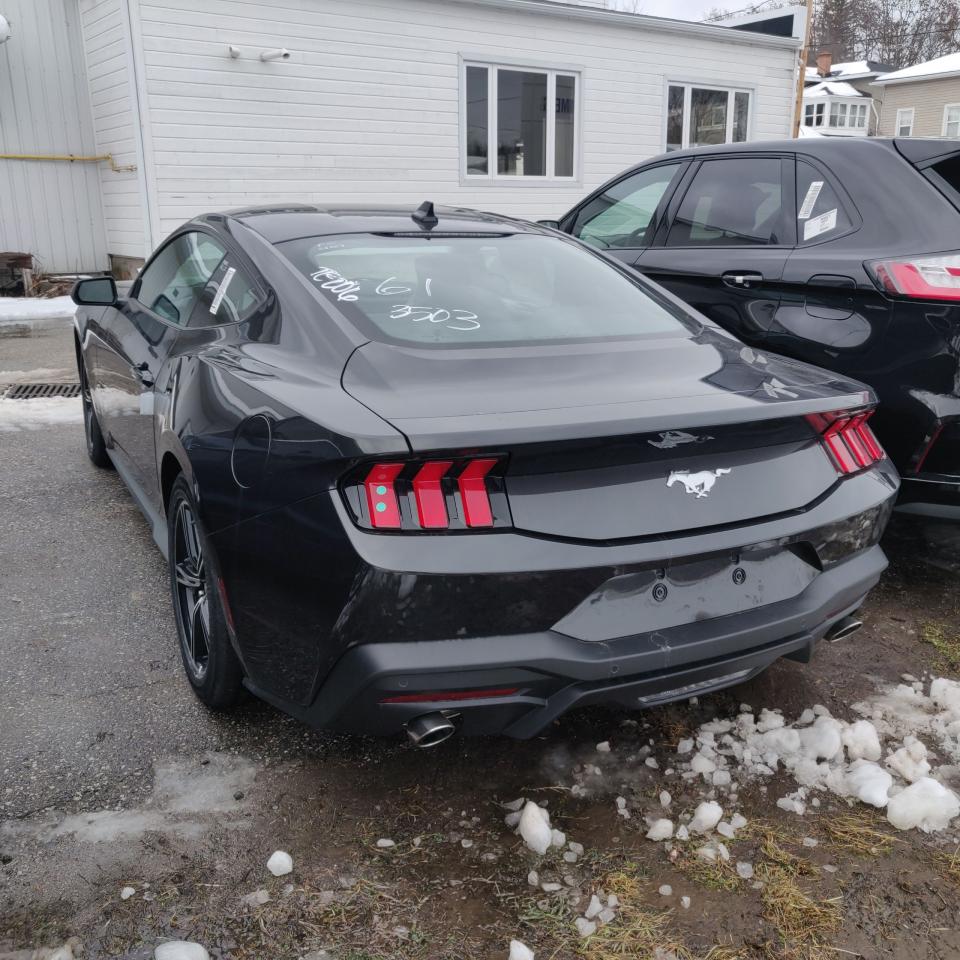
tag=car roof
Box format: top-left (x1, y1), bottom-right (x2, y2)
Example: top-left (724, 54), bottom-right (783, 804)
top-left (643, 137), bottom-right (911, 162)
top-left (207, 204), bottom-right (535, 245)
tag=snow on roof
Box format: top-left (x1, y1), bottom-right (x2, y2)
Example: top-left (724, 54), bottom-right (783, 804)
top-left (806, 60), bottom-right (892, 82)
top-left (873, 51), bottom-right (960, 85)
top-left (804, 80), bottom-right (869, 99)
top-left (797, 124), bottom-right (825, 137)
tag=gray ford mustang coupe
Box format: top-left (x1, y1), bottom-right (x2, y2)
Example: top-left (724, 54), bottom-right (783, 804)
top-left (71, 203), bottom-right (898, 746)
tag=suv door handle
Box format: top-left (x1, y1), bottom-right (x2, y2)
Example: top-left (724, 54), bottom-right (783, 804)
top-left (722, 272), bottom-right (764, 288)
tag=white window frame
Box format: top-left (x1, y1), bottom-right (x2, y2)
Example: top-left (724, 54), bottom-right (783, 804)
top-left (829, 101), bottom-right (849, 128)
top-left (663, 81), bottom-right (754, 151)
top-left (943, 103), bottom-right (960, 138)
top-left (896, 107), bottom-right (915, 137)
top-left (460, 58), bottom-right (581, 185)
top-left (804, 102), bottom-right (825, 127)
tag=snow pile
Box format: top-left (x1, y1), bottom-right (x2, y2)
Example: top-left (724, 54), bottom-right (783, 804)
top-left (575, 891), bottom-right (619, 938)
top-left (666, 677), bottom-right (960, 833)
top-left (508, 941), bottom-right (534, 960)
top-left (0, 397), bottom-right (82, 431)
top-left (266, 850), bottom-right (293, 876)
top-left (0, 296), bottom-right (75, 323)
top-left (154, 943), bottom-right (210, 960)
top-left (518, 801), bottom-right (569, 855)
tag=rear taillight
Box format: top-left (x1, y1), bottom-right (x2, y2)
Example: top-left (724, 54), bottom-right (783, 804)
top-left (807, 410), bottom-right (885, 475)
top-left (868, 251), bottom-right (960, 301)
top-left (346, 456), bottom-right (509, 532)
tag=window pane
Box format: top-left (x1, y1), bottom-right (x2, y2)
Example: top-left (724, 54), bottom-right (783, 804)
top-left (733, 91), bottom-right (749, 142)
top-left (497, 70), bottom-right (546, 176)
top-left (667, 158), bottom-right (782, 247)
top-left (796, 160), bottom-right (851, 243)
top-left (555, 75), bottom-right (576, 177)
top-left (466, 66), bottom-right (488, 175)
top-left (137, 232), bottom-right (226, 326)
top-left (191, 257), bottom-right (260, 325)
top-left (666, 85), bottom-right (684, 151)
top-left (688, 88), bottom-right (728, 148)
top-left (574, 164), bottom-right (682, 249)
top-left (279, 233), bottom-right (692, 345)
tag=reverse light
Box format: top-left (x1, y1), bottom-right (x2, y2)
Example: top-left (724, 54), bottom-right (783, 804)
top-left (351, 456), bottom-right (508, 532)
top-left (807, 410), bottom-right (885, 475)
top-left (868, 251), bottom-right (960, 301)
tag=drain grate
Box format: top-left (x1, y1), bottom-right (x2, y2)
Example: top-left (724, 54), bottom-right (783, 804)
top-left (4, 382), bottom-right (81, 400)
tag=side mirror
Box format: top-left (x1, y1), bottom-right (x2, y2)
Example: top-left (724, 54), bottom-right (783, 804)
top-left (72, 276), bottom-right (117, 306)
top-left (536, 219), bottom-right (562, 230)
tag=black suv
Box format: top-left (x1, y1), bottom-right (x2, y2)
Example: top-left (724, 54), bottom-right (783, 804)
top-left (549, 138), bottom-right (960, 517)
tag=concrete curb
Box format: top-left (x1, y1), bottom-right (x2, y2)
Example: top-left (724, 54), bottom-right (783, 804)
top-left (0, 315), bottom-right (74, 339)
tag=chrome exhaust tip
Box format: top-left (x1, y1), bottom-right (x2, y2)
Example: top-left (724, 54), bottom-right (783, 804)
top-left (406, 712), bottom-right (458, 748)
top-left (826, 616), bottom-right (863, 643)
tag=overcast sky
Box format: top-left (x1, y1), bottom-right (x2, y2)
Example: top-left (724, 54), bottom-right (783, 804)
top-left (605, 0), bottom-right (730, 22)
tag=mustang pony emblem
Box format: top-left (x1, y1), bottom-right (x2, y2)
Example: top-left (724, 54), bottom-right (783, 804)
top-left (648, 430), bottom-right (713, 450)
top-left (666, 468), bottom-right (731, 499)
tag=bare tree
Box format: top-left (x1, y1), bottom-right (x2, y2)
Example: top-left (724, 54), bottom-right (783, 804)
top-left (810, 0), bottom-right (960, 68)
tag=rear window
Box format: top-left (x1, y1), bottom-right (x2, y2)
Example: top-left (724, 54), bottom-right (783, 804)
top-left (276, 232), bottom-right (692, 345)
top-left (925, 154), bottom-right (960, 211)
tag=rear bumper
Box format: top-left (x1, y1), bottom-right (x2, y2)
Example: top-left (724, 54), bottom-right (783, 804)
top-left (897, 474), bottom-right (960, 519)
top-left (278, 544), bottom-right (886, 738)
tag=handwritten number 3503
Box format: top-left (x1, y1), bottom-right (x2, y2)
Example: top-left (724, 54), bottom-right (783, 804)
top-left (388, 303), bottom-right (480, 332)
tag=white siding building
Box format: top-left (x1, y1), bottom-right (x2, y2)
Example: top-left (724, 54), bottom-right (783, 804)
top-left (1, 0), bottom-right (803, 273)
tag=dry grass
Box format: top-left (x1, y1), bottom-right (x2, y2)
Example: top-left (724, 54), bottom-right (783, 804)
top-left (576, 869), bottom-right (741, 960)
top-left (820, 813), bottom-right (897, 857)
top-left (756, 863), bottom-right (842, 946)
top-left (934, 847), bottom-right (960, 885)
top-left (678, 855), bottom-right (743, 892)
top-left (757, 829), bottom-right (816, 878)
top-left (921, 621), bottom-right (960, 674)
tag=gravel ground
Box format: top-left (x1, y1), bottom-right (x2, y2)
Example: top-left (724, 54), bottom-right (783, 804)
top-left (1, 328), bottom-right (959, 960)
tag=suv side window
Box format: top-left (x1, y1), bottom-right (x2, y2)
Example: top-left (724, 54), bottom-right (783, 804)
top-left (573, 164), bottom-right (682, 250)
top-left (667, 157), bottom-right (785, 247)
top-left (796, 159), bottom-right (852, 243)
top-left (136, 232), bottom-right (227, 325)
top-left (188, 255), bottom-right (262, 327)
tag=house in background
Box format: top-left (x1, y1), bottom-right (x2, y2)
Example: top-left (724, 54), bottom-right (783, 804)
top-left (0, 0), bottom-right (805, 276)
top-left (872, 52), bottom-right (960, 139)
top-left (800, 53), bottom-right (891, 136)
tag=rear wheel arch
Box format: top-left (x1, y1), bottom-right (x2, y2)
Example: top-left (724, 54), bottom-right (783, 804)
top-left (161, 451), bottom-right (186, 512)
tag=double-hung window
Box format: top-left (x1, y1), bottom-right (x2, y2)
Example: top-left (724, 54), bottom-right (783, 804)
top-left (804, 102), bottom-right (825, 127)
top-left (666, 83), bottom-right (751, 151)
top-left (943, 104), bottom-right (960, 138)
top-left (829, 101), bottom-right (849, 128)
top-left (896, 107), bottom-right (915, 137)
top-left (463, 62), bottom-right (578, 180)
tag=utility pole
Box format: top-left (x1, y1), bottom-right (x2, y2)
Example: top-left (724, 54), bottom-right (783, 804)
top-left (792, 0), bottom-right (815, 137)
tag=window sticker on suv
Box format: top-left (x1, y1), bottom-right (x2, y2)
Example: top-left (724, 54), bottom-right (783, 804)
top-left (803, 209), bottom-right (838, 240)
top-left (798, 180), bottom-right (824, 220)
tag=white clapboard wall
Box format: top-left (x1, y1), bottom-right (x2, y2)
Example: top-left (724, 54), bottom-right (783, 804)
top-left (0, 0), bottom-right (109, 272)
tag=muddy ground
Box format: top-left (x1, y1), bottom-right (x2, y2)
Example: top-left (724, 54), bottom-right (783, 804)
top-left (2, 326), bottom-right (960, 960)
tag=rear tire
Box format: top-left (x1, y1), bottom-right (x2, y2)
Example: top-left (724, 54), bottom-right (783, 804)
top-left (78, 354), bottom-right (112, 469)
top-left (167, 476), bottom-right (245, 709)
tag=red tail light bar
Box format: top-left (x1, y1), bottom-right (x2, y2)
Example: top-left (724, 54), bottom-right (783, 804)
top-left (347, 456), bottom-right (509, 532)
top-left (807, 410), bottom-right (885, 475)
top-left (868, 251), bottom-right (960, 301)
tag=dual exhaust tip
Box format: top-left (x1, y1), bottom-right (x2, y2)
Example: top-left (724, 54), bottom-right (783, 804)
top-left (826, 615), bottom-right (863, 643)
top-left (406, 711), bottom-right (458, 748)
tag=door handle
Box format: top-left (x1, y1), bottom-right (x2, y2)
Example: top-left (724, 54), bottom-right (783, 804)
top-left (135, 362), bottom-right (154, 387)
top-left (722, 272), bottom-right (764, 289)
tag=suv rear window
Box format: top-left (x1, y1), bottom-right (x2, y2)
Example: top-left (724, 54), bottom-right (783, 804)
top-left (925, 154), bottom-right (960, 210)
top-left (277, 233), bottom-right (692, 345)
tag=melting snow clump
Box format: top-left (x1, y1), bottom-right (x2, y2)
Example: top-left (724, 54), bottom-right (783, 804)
top-left (267, 850), bottom-right (293, 875)
top-left (886, 777), bottom-right (960, 832)
top-left (508, 940), bottom-right (535, 960)
top-left (689, 801), bottom-right (723, 834)
top-left (154, 943), bottom-right (210, 960)
top-left (518, 801), bottom-right (555, 855)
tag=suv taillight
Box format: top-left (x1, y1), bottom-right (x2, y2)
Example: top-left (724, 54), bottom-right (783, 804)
top-left (867, 251), bottom-right (960, 301)
top-left (807, 410), bottom-right (885, 475)
top-left (344, 456), bottom-right (510, 532)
